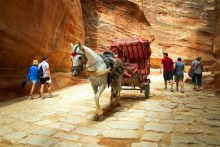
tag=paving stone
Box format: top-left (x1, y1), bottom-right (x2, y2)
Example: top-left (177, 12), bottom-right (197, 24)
top-left (141, 132), bottom-right (164, 142)
top-left (70, 111), bottom-right (87, 117)
top-left (117, 117), bottom-right (141, 122)
top-left (161, 102), bottom-right (178, 109)
top-left (163, 119), bottom-right (193, 124)
top-left (109, 121), bottom-right (140, 130)
top-left (201, 119), bottom-right (220, 127)
top-left (146, 111), bottom-right (158, 117)
top-left (145, 105), bottom-right (171, 112)
top-left (185, 104), bottom-right (205, 109)
top-left (113, 112), bottom-right (129, 117)
top-left (19, 116), bottom-right (42, 123)
top-left (174, 112), bottom-right (200, 117)
top-left (79, 135), bottom-right (100, 145)
top-left (102, 130), bottom-right (137, 139)
top-left (60, 116), bottom-right (84, 125)
top-left (131, 141), bottom-right (158, 147)
top-left (175, 115), bottom-right (196, 121)
top-left (0, 117), bottom-right (17, 125)
top-left (48, 122), bottom-right (75, 132)
top-left (0, 125), bottom-right (14, 136)
top-left (32, 128), bottom-right (56, 136)
top-left (171, 134), bottom-right (203, 144)
top-left (174, 124), bottom-right (212, 134)
top-left (144, 123), bottom-right (173, 132)
top-left (145, 117), bottom-right (160, 122)
top-left (4, 132), bottom-right (27, 143)
top-left (129, 112), bottom-right (145, 118)
top-left (202, 113), bottom-right (220, 120)
top-left (34, 119), bottom-right (53, 126)
top-left (75, 127), bottom-right (100, 136)
top-left (157, 112), bottom-right (172, 120)
top-left (197, 134), bottom-right (220, 146)
top-left (54, 142), bottom-right (84, 147)
top-left (25, 136), bottom-right (58, 147)
top-left (53, 132), bottom-right (79, 141)
top-left (176, 106), bottom-right (191, 112)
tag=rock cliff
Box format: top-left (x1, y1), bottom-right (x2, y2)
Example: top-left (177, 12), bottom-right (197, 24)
top-left (0, 0), bottom-right (219, 100)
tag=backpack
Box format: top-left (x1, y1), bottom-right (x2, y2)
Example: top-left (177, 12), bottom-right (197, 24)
top-left (38, 63), bottom-right (44, 77)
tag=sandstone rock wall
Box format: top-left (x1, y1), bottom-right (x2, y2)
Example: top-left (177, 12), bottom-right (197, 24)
top-left (0, 0), bottom-right (219, 100)
top-left (0, 0), bottom-right (84, 100)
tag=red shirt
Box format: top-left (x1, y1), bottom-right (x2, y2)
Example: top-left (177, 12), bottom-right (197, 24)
top-left (161, 57), bottom-right (173, 72)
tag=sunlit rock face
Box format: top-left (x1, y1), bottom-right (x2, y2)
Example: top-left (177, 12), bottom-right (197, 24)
top-left (139, 0), bottom-right (216, 65)
top-left (81, 0), bottom-right (161, 67)
top-left (0, 0), bottom-right (84, 100)
top-left (0, 0), bottom-right (219, 100)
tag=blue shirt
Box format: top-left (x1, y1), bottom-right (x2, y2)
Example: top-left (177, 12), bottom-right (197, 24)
top-left (175, 62), bottom-right (184, 75)
top-left (25, 65), bottom-right (38, 84)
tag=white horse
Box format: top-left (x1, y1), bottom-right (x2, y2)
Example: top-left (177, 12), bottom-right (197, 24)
top-left (70, 42), bottom-right (122, 120)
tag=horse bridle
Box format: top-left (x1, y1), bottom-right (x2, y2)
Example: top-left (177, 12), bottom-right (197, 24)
top-left (71, 46), bottom-right (87, 74)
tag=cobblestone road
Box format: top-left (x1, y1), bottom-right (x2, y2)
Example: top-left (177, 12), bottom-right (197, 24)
top-left (0, 75), bottom-right (220, 147)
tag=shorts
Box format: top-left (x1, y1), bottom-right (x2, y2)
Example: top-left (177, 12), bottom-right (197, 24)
top-left (39, 77), bottom-right (50, 84)
top-left (31, 80), bottom-right (37, 83)
top-left (175, 74), bottom-right (184, 81)
top-left (163, 71), bottom-right (173, 81)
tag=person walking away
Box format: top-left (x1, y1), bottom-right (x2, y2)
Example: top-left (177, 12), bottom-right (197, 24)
top-left (175, 57), bottom-right (185, 93)
top-left (160, 52), bottom-right (174, 92)
top-left (191, 56), bottom-right (203, 91)
top-left (24, 60), bottom-right (39, 100)
top-left (38, 56), bottom-right (52, 99)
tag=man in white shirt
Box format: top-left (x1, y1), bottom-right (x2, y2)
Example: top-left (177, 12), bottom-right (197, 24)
top-left (38, 56), bottom-right (52, 99)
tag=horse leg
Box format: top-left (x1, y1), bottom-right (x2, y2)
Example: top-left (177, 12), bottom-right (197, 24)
top-left (110, 87), bottom-right (114, 107)
top-left (93, 83), bottom-right (107, 120)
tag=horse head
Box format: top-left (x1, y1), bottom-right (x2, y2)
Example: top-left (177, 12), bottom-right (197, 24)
top-left (70, 42), bottom-right (86, 77)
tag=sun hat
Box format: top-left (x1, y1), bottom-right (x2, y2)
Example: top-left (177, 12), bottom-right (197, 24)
top-left (196, 56), bottom-right (202, 61)
top-left (33, 60), bottom-right (38, 65)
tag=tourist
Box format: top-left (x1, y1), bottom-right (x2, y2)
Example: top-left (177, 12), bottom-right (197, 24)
top-left (191, 56), bottom-right (203, 91)
top-left (24, 60), bottom-right (39, 100)
top-left (38, 56), bottom-right (52, 99)
top-left (175, 57), bottom-right (185, 93)
top-left (160, 52), bottom-right (174, 92)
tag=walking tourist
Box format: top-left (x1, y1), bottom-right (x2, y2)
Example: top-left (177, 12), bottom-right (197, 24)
top-left (174, 57), bottom-right (185, 93)
top-left (24, 60), bottom-right (39, 100)
top-left (38, 56), bottom-right (52, 99)
top-left (190, 56), bottom-right (203, 91)
top-left (160, 52), bottom-right (174, 92)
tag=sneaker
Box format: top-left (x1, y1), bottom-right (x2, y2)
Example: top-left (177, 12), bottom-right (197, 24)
top-left (181, 90), bottom-right (184, 93)
top-left (29, 96), bottom-right (33, 100)
top-left (41, 96), bottom-right (45, 100)
top-left (171, 88), bottom-right (174, 92)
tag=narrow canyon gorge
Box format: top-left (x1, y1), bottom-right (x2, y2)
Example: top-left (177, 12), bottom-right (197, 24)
top-left (0, 0), bottom-right (220, 100)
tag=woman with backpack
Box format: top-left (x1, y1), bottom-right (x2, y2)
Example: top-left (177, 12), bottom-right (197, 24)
top-left (24, 60), bottom-right (39, 99)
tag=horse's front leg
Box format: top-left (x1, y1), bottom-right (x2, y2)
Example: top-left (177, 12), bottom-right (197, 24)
top-left (94, 83), bottom-right (107, 116)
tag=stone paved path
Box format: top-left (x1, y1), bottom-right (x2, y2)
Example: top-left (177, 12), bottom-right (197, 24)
top-left (0, 75), bottom-right (220, 147)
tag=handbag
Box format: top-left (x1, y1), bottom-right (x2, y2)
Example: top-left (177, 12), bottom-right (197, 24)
top-left (188, 62), bottom-right (201, 78)
top-left (188, 68), bottom-right (194, 78)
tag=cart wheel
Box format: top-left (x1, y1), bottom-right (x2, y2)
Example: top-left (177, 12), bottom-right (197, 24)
top-left (144, 84), bottom-right (150, 99)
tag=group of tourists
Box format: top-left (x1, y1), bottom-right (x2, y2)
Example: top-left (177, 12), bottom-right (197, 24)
top-left (23, 56), bottom-right (52, 100)
top-left (160, 52), bottom-right (203, 93)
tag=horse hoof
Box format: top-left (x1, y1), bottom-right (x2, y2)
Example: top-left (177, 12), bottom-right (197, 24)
top-left (93, 114), bottom-right (101, 121)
